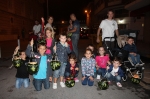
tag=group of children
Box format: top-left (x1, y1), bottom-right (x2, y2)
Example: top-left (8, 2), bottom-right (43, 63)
top-left (14, 28), bottom-right (143, 90)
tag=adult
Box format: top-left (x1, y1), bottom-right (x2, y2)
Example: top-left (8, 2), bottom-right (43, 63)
top-left (96, 10), bottom-right (119, 51)
top-left (32, 20), bottom-right (41, 52)
top-left (68, 14), bottom-right (80, 60)
top-left (33, 20), bottom-right (41, 38)
top-left (45, 16), bottom-right (54, 31)
top-left (68, 19), bottom-right (74, 31)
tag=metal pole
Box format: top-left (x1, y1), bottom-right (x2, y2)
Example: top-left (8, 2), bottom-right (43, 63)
top-left (0, 47), bottom-right (1, 58)
top-left (47, 0), bottom-right (49, 17)
top-left (18, 35), bottom-right (20, 49)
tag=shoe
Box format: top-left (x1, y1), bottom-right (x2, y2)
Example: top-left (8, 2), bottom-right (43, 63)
top-left (60, 82), bottom-right (65, 88)
top-left (97, 75), bottom-right (101, 79)
top-left (135, 63), bottom-right (140, 66)
top-left (139, 63), bottom-right (145, 66)
top-left (116, 82), bottom-right (122, 87)
top-left (64, 79), bottom-right (66, 82)
top-left (108, 81), bottom-right (111, 84)
top-left (53, 83), bottom-right (57, 89)
top-left (74, 78), bottom-right (79, 82)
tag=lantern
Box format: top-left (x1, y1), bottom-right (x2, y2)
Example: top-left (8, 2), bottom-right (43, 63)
top-left (98, 78), bottom-right (109, 90)
top-left (13, 57), bottom-right (21, 68)
top-left (27, 62), bottom-right (39, 75)
top-left (65, 76), bottom-right (75, 88)
top-left (37, 37), bottom-right (46, 45)
top-left (50, 53), bottom-right (61, 71)
top-left (131, 74), bottom-right (140, 84)
top-left (67, 33), bottom-right (72, 37)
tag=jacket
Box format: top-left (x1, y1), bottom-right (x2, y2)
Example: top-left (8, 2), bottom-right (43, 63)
top-left (65, 63), bottom-right (79, 75)
top-left (56, 42), bottom-right (71, 63)
top-left (107, 65), bottom-right (124, 77)
top-left (26, 45), bottom-right (52, 79)
top-left (123, 44), bottom-right (137, 53)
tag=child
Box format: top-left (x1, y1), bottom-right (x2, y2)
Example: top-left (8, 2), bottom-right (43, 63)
top-left (67, 36), bottom-right (73, 51)
top-left (123, 37), bottom-right (144, 66)
top-left (65, 54), bottom-right (79, 82)
top-left (81, 49), bottom-right (96, 86)
top-left (53, 33), bottom-right (71, 89)
top-left (106, 57), bottom-right (123, 87)
top-left (26, 39), bottom-right (52, 91)
top-left (14, 46), bottom-right (30, 89)
top-left (45, 27), bottom-right (55, 56)
top-left (86, 44), bottom-right (96, 78)
top-left (95, 46), bottom-right (111, 79)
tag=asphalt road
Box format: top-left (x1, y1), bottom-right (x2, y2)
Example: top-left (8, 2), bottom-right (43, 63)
top-left (0, 39), bottom-right (150, 99)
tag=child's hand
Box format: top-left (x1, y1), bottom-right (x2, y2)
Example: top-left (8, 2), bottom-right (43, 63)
top-left (115, 72), bottom-right (118, 76)
top-left (106, 66), bottom-right (109, 70)
top-left (65, 42), bottom-right (68, 47)
top-left (41, 17), bottom-right (45, 22)
top-left (49, 77), bottom-right (52, 82)
top-left (70, 67), bottom-right (73, 70)
top-left (82, 76), bottom-right (85, 81)
top-left (30, 38), bottom-right (34, 46)
top-left (75, 67), bottom-right (79, 71)
top-left (89, 76), bottom-right (94, 81)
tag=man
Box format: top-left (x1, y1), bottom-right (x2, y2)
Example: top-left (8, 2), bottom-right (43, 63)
top-left (96, 10), bottom-right (119, 52)
top-left (68, 14), bottom-right (80, 60)
top-left (32, 20), bottom-right (41, 52)
top-left (33, 20), bottom-right (41, 37)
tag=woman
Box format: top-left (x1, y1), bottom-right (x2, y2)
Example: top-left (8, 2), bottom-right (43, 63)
top-left (68, 20), bottom-right (74, 31)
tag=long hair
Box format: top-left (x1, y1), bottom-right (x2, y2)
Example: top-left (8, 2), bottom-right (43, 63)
top-left (45, 27), bottom-right (55, 39)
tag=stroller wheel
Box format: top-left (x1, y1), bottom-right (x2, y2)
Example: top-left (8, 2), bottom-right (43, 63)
top-left (122, 73), bottom-right (128, 82)
top-left (136, 70), bottom-right (144, 79)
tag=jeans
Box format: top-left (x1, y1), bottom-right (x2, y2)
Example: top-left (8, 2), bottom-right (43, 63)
top-left (15, 78), bottom-right (29, 89)
top-left (129, 54), bottom-right (140, 64)
top-left (106, 73), bottom-right (121, 83)
top-left (82, 76), bottom-right (94, 86)
top-left (53, 62), bottom-right (67, 78)
top-left (97, 68), bottom-right (106, 77)
top-left (33, 78), bottom-right (50, 91)
top-left (65, 72), bottom-right (78, 78)
top-left (71, 34), bottom-right (79, 59)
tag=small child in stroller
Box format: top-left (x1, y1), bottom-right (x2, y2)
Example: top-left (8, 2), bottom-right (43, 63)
top-left (123, 37), bottom-right (144, 66)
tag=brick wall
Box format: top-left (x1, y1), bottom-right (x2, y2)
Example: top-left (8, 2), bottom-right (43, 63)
top-left (0, 0), bottom-right (44, 41)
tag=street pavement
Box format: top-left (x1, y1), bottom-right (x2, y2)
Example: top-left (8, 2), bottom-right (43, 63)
top-left (0, 39), bottom-right (150, 99)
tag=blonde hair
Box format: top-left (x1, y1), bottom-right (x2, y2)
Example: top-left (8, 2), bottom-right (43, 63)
top-left (45, 27), bottom-right (55, 39)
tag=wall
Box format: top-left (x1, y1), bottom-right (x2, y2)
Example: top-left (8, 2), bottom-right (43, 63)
top-left (0, 0), bottom-right (44, 41)
top-left (115, 17), bottom-right (144, 40)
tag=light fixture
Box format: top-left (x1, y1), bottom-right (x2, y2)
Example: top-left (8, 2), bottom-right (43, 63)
top-left (118, 19), bottom-right (124, 24)
top-left (142, 23), bottom-right (144, 27)
top-left (62, 21), bottom-right (64, 24)
top-left (85, 10), bottom-right (87, 13)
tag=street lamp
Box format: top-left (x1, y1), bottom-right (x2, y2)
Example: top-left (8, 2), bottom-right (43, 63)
top-left (85, 10), bottom-right (87, 13)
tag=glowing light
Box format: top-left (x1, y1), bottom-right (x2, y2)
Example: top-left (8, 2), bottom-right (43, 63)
top-left (62, 21), bottom-right (64, 24)
top-left (118, 19), bottom-right (124, 24)
top-left (85, 10), bottom-right (87, 13)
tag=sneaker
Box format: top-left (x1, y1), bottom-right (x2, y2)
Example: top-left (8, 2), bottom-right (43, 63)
top-left (116, 82), bottom-right (122, 87)
top-left (53, 83), bottom-right (57, 89)
top-left (108, 81), bottom-right (111, 84)
top-left (60, 82), bottom-right (65, 88)
top-left (74, 78), bottom-right (79, 82)
top-left (97, 75), bottom-right (101, 79)
top-left (135, 63), bottom-right (140, 66)
top-left (139, 63), bottom-right (145, 66)
top-left (64, 79), bottom-right (66, 82)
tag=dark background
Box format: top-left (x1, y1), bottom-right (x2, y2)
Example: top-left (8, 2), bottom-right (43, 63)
top-left (43, 0), bottom-right (92, 21)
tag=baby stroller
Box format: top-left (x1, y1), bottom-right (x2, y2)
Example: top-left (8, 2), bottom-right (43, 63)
top-left (103, 36), bottom-right (145, 82)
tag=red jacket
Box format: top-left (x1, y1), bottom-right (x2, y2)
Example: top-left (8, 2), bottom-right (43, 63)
top-left (67, 41), bottom-right (73, 51)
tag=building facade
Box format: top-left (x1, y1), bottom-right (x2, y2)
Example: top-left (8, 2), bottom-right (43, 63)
top-left (0, 0), bottom-right (44, 41)
top-left (86, 0), bottom-right (150, 42)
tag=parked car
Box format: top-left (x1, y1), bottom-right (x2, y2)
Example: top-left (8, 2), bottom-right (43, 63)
top-left (80, 29), bottom-right (88, 39)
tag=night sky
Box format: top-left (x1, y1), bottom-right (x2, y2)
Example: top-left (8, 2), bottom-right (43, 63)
top-left (44, 0), bottom-right (92, 21)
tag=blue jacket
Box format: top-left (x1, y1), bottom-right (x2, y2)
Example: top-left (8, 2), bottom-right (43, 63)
top-left (108, 65), bottom-right (124, 77)
top-left (56, 42), bottom-right (71, 63)
top-left (26, 45), bottom-right (52, 79)
top-left (123, 44), bottom-right (137, 53)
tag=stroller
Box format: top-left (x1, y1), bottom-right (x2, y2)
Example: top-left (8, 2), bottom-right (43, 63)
top-left (103, 36), bottom-right (145, 82)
